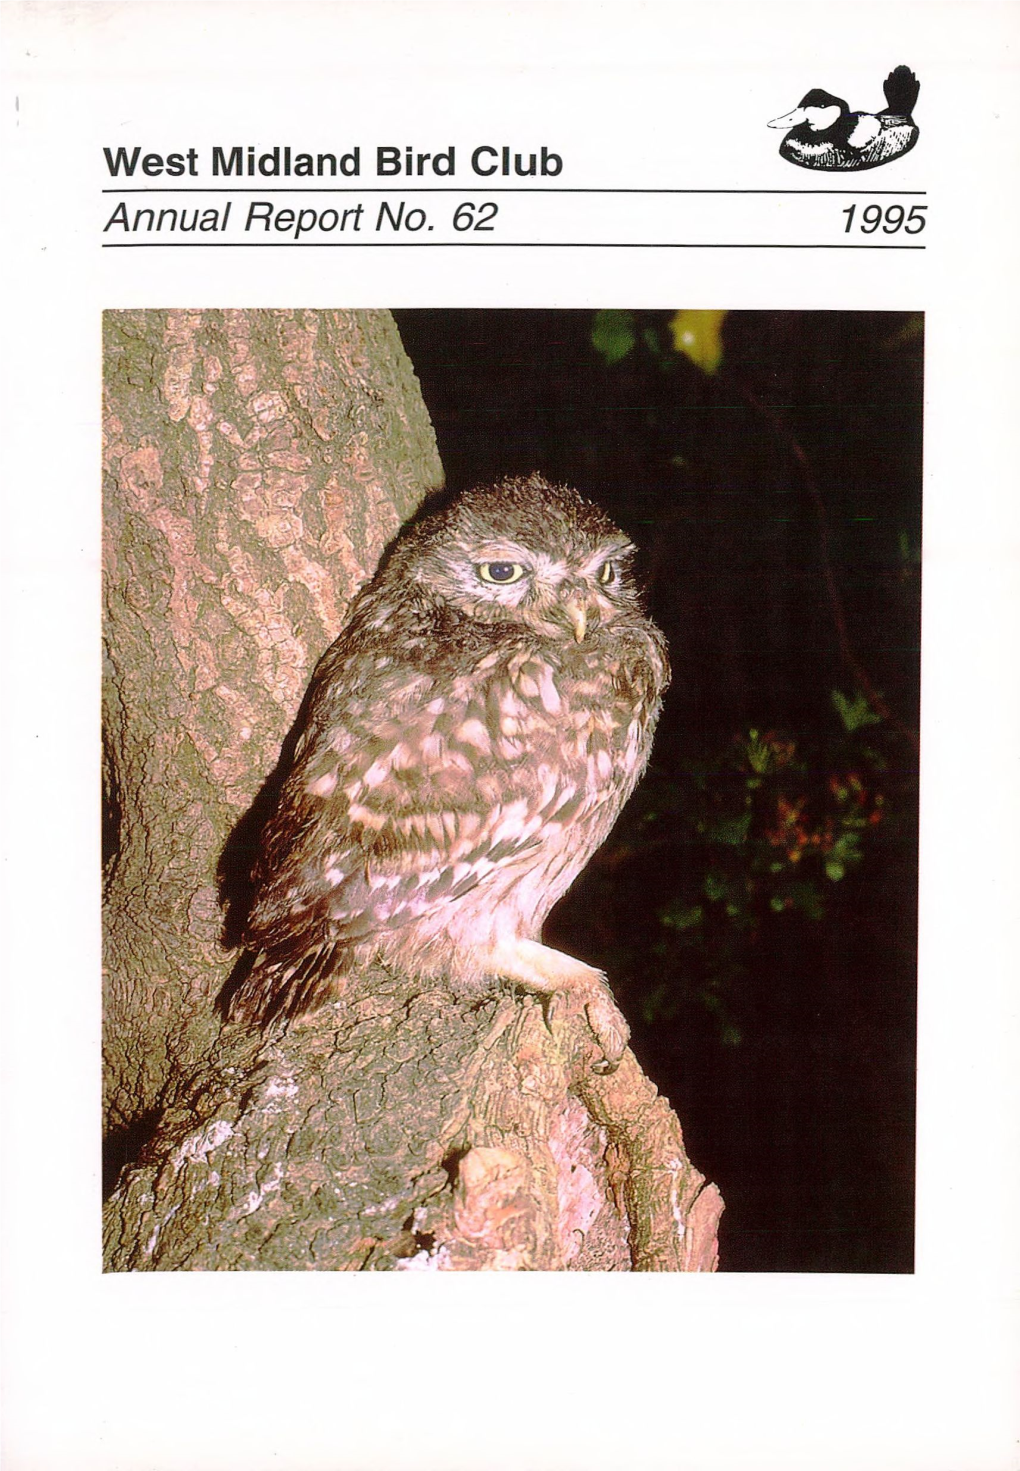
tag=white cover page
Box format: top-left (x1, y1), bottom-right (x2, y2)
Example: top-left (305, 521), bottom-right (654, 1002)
top-left (2, 3), bottom-right (1018, 1469)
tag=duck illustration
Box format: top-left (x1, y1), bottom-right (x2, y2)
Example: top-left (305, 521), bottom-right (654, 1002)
top-left (769, 66), bottom-right (919, 170)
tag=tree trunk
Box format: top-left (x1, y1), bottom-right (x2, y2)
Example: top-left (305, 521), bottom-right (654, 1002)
top-left (102, 308), bottom-right (723, 1270)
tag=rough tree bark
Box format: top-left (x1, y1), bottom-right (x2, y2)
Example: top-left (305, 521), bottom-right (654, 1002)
top-left (102, 308), bottom-right (723, 1271)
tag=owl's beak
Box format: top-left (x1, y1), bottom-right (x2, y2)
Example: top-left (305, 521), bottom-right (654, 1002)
top-left (563, 599), bottom-right (588, 643)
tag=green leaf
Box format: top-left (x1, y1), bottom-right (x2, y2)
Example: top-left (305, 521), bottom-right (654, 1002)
top-left (831, 688), bottom-right (883, 732)
top-left (704, 872), bottom-right (727, 902)
top-left (897, 530), bottom-right (921, 567)
top-left (591, 310), bottom-right (636, 365)
top-left (789, 882), bottom-right (825, 920)
top-left (642, 327), bottom-right (668, 364)
top-left (667, 309), bottom-right (727, 375)
top-left (660, 902), bottom-right (704, 931)
top-left (709, 811), bottom-right (752, 846)
top-left (641, 984), bottom-right (666, 1022)
top-left (830, 832), bottom-right (862, 863)
top-left (745, 735), bottom-right (771, 775)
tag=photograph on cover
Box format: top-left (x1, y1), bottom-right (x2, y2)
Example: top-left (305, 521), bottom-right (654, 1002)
top-left (102, 307), bottom-right (920, 1273)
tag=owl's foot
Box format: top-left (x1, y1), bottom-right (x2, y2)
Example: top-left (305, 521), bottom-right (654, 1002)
top-left (486, 938), bottom-right (630, 1072)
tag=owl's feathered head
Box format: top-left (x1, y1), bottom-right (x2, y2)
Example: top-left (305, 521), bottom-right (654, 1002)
top-left (395, 474), bottom-right (645, 644)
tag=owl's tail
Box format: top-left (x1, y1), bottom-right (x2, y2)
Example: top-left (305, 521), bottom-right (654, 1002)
top-left (224, 943), bottom-right (347, 1028)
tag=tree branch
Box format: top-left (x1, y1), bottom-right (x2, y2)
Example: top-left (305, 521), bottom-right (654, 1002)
top-left (104, 969), bottom-right (721, 1271)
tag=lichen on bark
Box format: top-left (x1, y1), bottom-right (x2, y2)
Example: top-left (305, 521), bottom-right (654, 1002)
top-left (104, 971), bottom-right (721, 1272)
top-left (103, 308), bottom-right (439, 1132)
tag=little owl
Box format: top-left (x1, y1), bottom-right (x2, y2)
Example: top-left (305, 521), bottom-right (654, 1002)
top-left (228, 473), bottom-right (669, 1070)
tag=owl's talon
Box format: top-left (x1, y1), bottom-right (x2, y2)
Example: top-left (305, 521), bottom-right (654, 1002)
top-left (590, 1055), bottom-right (619, 1076)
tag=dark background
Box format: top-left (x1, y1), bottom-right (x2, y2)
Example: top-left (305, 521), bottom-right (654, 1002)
top-left (394, 308), bottom-right (921, 1272)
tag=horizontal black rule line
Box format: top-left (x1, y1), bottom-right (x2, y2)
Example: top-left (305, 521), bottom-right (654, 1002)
top-left (101, 241), bottom-right (926, 249)
top-left (102, 186), bottom-right (928, 196)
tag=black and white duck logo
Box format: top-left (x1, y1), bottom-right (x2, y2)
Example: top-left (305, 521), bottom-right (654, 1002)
top-left (769, 66), bottom-right (919, 170)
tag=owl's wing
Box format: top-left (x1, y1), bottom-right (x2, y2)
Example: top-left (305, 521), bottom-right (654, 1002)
top-left (236, 642), bottom-right (596, 1010)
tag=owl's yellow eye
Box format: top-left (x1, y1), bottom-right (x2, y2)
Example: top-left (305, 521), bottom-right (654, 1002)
top-left (477, 561), bottom-right (527, 585)
top-left (598, 560), bottom-right (616, 586)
